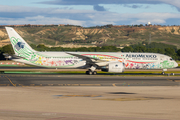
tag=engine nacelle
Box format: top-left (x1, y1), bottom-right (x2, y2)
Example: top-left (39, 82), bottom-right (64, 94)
top-left (101, 62), bottom-right (125, 73)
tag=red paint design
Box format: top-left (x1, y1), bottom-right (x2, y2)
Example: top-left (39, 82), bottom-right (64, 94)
top-left (125, 63), bottom-right (129, 67)
top-left (49, 61), bottom-right (55, 66)
top-left (130, 63), bottom-right (134, 68)
top-left (126, 60), bottom-right (155, 64)
top-left (81, 54), bottom-right (120, 59)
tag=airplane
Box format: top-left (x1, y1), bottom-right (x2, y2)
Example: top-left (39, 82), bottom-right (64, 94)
top-left (5, 27), bottom-right (178, 75)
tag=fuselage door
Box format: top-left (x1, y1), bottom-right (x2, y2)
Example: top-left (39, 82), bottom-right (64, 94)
top-left (160, 56), bottom-right (164, 63)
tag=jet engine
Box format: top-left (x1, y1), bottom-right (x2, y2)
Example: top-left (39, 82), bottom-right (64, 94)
top-left (101, 62), bottom-right (125, 73)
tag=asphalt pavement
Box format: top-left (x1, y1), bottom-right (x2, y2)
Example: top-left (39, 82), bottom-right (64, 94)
top-left (0, 74), bottom-right (179, 86)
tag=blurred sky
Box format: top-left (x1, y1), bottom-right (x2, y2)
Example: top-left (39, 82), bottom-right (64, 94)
top-left (1, 0), bottom-right (180, 26)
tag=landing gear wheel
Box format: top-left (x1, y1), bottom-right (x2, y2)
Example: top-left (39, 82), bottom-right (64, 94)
top-left (93, 71), bottom-right (97, 75)
top-left (88, 71), bottom-right (93, 75)
top-left (86, 70), bottom-right (95, 75)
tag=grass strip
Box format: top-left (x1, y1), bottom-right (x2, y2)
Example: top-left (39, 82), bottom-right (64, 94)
top-left (0, 65), bottom-right (18, 67)
top-left (4, 71), bottom-right (57, 74)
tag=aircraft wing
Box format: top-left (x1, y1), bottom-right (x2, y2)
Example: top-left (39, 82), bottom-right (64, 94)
top-left (66, 52), bottom-right (108, 63)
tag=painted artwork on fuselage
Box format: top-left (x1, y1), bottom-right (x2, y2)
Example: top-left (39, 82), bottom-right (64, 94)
top-left (21, 53), bottom-right (174, 69)
top-left (9, 36), bottom-right (175, 69)
top-left (26, 54), bottom-right (80, 67)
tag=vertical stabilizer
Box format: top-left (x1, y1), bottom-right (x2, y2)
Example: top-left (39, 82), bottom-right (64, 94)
top-left (5, 27), bottom-right (36, 56)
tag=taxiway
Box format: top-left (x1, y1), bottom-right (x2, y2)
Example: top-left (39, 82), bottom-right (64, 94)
top-left (0, 74), bottom-right (180, 86)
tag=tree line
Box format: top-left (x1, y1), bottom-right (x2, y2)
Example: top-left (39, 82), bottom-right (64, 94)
top-left (0, 42), bottom-right (180, 60)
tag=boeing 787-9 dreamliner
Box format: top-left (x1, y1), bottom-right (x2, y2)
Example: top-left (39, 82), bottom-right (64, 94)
top-left (5, 27), bottom-right (178, 75)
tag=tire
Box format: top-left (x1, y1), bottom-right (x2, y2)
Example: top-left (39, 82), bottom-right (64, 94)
top-left (93, 71), bottom-right (97, 75)
top-left (88, 71), bottom-right (93, 75)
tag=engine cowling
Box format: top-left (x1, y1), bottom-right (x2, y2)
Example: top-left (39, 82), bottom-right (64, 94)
top-left (101, 62), bottom-right (125, 73)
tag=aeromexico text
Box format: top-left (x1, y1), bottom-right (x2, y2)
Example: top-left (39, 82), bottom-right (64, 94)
top-left (126, 54), bottom-right (157, 58)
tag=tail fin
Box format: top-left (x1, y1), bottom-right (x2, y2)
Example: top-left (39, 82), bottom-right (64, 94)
top-left (5, 27), bottom-right (36, 56)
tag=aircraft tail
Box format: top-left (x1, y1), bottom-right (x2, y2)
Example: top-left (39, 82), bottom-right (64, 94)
top-left (5, 27), bottom-right (36, 56)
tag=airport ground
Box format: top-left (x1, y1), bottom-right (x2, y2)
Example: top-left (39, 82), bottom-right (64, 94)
top-left (0, 63), bottom-right (180, 120)
top-left (0, 86), bottom-right (180, 120)
top-left (0, 73), bottom-right (180, 120)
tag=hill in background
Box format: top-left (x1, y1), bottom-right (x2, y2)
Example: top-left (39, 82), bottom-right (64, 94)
top-left (0, 24), bottom-right (180, 48)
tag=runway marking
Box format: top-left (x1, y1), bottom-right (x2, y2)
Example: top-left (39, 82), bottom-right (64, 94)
top-left (66, 84), bottom-right (79, 86)
top-left (22, 84), bottom-right (29, 87)
top-left (0, 84), bottom-right (7, 86)
top-left (5, 76), bottom-right (16, 87)
top-left (123, 82), bottom-right (126, 86)
top-left (48, 84), bottom-right (53, 86)
top-left (167, 79), bottom-right (180, 82)
top-left (112, 83), bottom-right (117, 87)
top-left (58, 84), bottom-right (63, 86)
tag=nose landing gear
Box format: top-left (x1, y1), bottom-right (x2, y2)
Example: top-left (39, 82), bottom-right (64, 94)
top-left (161, 69), bottom-right (167, 75)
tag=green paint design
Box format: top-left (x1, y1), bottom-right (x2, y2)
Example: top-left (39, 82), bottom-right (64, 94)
top-left (10, 37), bottom-right (78, 67)
top-left (160, 60), bottom-right (174, 68)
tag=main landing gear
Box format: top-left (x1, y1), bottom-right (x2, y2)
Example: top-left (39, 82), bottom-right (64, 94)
top-left (86, 70), bottom-right (97, 75)
top-left (86, 66), bottom-right (97, 75)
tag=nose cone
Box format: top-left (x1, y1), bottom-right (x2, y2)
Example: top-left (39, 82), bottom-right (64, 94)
top-left (174, 61), bottom-right (178, 68)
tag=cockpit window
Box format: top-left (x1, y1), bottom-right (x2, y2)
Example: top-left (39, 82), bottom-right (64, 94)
top-left (170, 58), bottom-right (173, 61)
